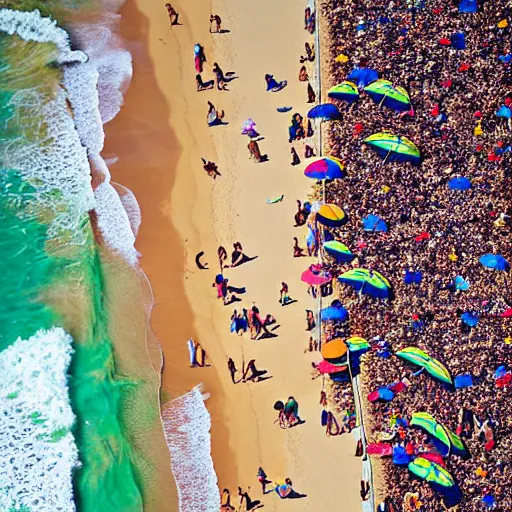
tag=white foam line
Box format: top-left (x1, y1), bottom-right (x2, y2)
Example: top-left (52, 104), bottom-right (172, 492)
top-left (161, 386), bottom-right (221, 512)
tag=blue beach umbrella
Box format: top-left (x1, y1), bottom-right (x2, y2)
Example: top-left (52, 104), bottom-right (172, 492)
top-left (404, 270), bottom-right (423, 285)
top-left (338, 268), bottom-right (392, 299)
top-left (479, 254), bottom-right (510, 271)
top-left (459, 0), bottom-right (478, 13)
top-left (454, 275), bottom-right (469, 291)
top-left (451, 32), bottom-right (466, 50)
top-left (307, 103), bottom-right (342, 120)
top-left (362, 214), bottom-right (388, 232)
top-left (497, 106), bottom-right (512, 119)
top-left (461, 312), bottom-right (479, 327)
top-left (323, 240), bottom-right (355, 263)
top-left (347, 67), bottom-right (379, 89)
top-left (448, 177), bottom-right (471, 190)
top-left (321, 305), bottom-right (349, 322)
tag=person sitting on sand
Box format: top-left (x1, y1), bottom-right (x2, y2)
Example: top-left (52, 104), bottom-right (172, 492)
top-left (306, 309), bottom-right (316, 330)
top-left (293, 237), bottom-right (305, 257)
top-left (294, 200), bottom-right (309, 226)
top-left (279, 282), bottom-right (292, 305)
top-left (300, 42), bottom-right (315, 63)
top-left (165, 3), bottom-right (179, 25)
top-left (196, 74), bottom-right (214, 91)
top-left (201, 158), bottom-right (221, 179)
top-left (238, 487), bottom-right (261, 511)
top-left (248, 140), bottom-right (267, 163)
top-left (298, 65), bottom-right (309, 82)
top-left (218, 245), bottom-right (228, 270)
top-left (265, 74), bottom-right (287, 92)
top-left (307, 82), bottom-right (316, 103)
top-left (284, 396), bottom-right (303, 424)
top-left (304, 144), bottom-right (316, 158)
top-left (291, 147), bottom-right (301, 166)
top-left (220, 488), bottom-right (235, 511)
top-left (207, 101), bottom-right (225, 126)
top-left (226, 242), bottom-right (254, 267)
top-left (213, 62), bottom-right (228, 90)
top-left (210, 14), bottom-right (222, 33)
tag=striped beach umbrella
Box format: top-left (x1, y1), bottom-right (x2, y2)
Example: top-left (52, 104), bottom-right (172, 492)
top-left (411, 412), bottom-right (451, 455)
top-left (327, 81), bottom-right (359, 102)
top-left (307, 103), bottom-right (342, 120)
top-left (317, 204), bottom-right (347, 227)
top-left (304, 157), bottom-right (346, 180)
top-left (364, 79), bottom-right (411, 111)
top-left (408, 458), bottom-right (455, 488)
top-left (396, 347), bottom-right (453, 385)
top-left (323, 240), bottom-right (355, 263)
top-left (345, 336), bottom-right (370, 352)
top-left (364, 132), bottom-right (421, 164)
top-left (338, 268), bottom-right (391, 299)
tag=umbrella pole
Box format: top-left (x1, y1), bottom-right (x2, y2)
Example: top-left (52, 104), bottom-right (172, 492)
top-left (322, 179), bottom-right (326, 203)
top-left (378, 91), bottom-right (389, 109)
top-left (382, 148), bottom-right (392, 164)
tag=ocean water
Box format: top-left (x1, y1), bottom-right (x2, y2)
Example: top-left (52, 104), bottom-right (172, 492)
top-left (0, 2), bottom-right (219, 511)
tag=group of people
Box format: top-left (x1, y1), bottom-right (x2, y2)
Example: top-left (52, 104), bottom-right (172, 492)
top-left (318, 0), bottom-right (512, 510)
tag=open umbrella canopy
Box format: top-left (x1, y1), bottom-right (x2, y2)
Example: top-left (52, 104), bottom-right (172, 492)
top-left (304, 157), bottom-right (346, 180)
top-left (408, 457), bottom-right (455, 488)
top-left (396, 347), bottom-right (453, 385)
top-left (345, 336), bottom-right (370, 352)
top-left (448, 176), bottom-right (472, 190)
top-left (338, 268), bottom-right (391, 299)
top-left (307, 103), bottom-right (342, 120)
top-left (496, 105), bottom-right (512, 119)
top-left (479, 253), bottom-right (510, 271)
top-left (364, 132), bottom-right (421, 164)
top-left (411, 412), bottom-right (451, 455)
top-left (364, 79), bottom-right (411, 111)
top-left (321, 304), bottom-right (349, 322)
top-left (301, 264), bottom-right (331, 285)
top-left (461, 312), bottom-right (479, 327)
top-left (323, 240), bottom-right (355, 263)
top-left (347, 67), bottom-right (378, 89)
top-left (317, 203), bottom-right (347, 227)
top-left (317, 359), bottom-right (347, 374)
top-left (321, 338), bottom-right (348, 362)
top-left (454, 275), bottom-right (469, 291)
top-left (328, 81), bottom-right (359, 102)
top-left (368, 387), bottom-right (395, 402)
top-left (362, 214), bottom-right (388, 232)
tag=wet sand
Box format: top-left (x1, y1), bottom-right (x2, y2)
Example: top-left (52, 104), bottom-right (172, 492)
top-left (105, 0), bottom-right (362, 509)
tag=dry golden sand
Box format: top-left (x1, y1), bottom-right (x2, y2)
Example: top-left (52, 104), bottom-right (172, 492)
top-left (105, 0), bottom-right (362, 510)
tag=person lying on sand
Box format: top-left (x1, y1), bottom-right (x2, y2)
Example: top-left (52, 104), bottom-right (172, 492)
top-left (196, 74), bottom-right (214, 91)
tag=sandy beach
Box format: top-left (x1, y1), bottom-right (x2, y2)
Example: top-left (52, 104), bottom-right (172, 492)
top-left (105, 0), bottom-right (361, 509)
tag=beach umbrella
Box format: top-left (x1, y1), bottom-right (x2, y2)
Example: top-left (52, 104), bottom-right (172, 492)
top-left (345, 336), bottom-right (370, 352)
top-left (323, 240), bottom-right (355, 263)
top-left (461, 312), bottom-right (479, 327)
top-left (362, 214), bottom-right (388, 232)
top-left (408, 457), bottom-right (455, 488)
top-left (321, 304), bottom-right (349, 322)
top-left (396, 347), bottom-right (452, 385)
top-left (479, 254), bottom-right (510, 271)
top-left (327, 81), bottom-right (359, 102)
top-left (404, 270), bottom-right (423, 285)
top-left (482, 495), bottom-right (495, 509)
top-left (307, 103), bottom-right (342, 121)
top-left (316, 204), bottom-right (347, 227)
top-left (410, 412), bottom-right (451, 455)
top-left (496, 106), bottom-right (512, 119)
top-left (321, 338), bottom-right (348, 364)
top-left (304, 157), bottom-right (346, 180)
top-left (448, 177), bottom-right (471, 190)
top-left (347, 67), bottom-right (378, 89)
top-left (338, 268), bottom-right (391, 299)
top-left (454, 275), bottom-right (469, 291)
top-left (368, 387), bottom-right (395, 402)
top-left (459, 0), bottom-right (478, 13)
top-left (317, 359), bottom-right (347, 374)
top-left (393, 446), bottom-right (412, 465)
top-left (451, 31), bottom-right (466, 50)
top-left (364, 79), bottom-right (411, 111)
top-left (364, 132), bottom-right (421, 164)
top-left (420, 452), bottom-right (446, 467)
top-left (301, 264), bottom-right (331, 285)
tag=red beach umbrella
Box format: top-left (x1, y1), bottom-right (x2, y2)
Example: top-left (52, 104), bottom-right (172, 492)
top-left (301, 264), bottom-right (331, 285)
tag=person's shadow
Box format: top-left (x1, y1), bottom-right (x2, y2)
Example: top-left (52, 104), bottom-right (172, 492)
top-left (281, 299), bottom-right (298, 307)
top-left (286, 489), bottom-right (307, 499)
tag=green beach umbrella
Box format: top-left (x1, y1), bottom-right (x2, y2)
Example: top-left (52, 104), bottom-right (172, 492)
top-left (408, 458), bottom-right (455, 488)
top-left (327, 81), bottom-right (359, 103)
top-left (364, 132), bottom-right (420, 164)
top-left (410, 412), bottom-right (451, 454)
top-left (446, 429), bottom-right (468, 456)
top-left (323, 240), bottom-right (355, 263)
top-left (345, 336), bottom-right (370, 351)
top-left (396, 347), bottom-right (452, 385)
top-left (338, 268), bottom-right (391, 299)
top-left (364, 79), bottom-right (411, 111)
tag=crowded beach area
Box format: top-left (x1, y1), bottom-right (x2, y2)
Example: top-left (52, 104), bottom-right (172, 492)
top-left (103, 0), bottom-right (512, 511)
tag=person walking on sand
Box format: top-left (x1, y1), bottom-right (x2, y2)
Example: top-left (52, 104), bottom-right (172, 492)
top-left (279, 282), bottom-right (292, 305)
top-left (257, 467), bottom-right (272, 493)
top-left (213, 62), bottom-right (228, 90)
top-left (227, 357), bottom-right (238, 384)
top-left (242, 359), bottom-right (267, 382)
top-left (165, 3), bottom-right (179, 25)
top-left (210, 14), bottom-right (222, 33)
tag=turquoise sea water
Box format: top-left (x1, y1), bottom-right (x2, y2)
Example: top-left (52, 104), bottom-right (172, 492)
top-left (0, 6), bottom-right (146, 511)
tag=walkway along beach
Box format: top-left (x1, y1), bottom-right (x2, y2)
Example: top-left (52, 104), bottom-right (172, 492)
top-left (106, 0), bottom-right (362, 510)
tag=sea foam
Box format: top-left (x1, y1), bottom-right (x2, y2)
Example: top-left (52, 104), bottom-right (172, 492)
top-left (0, 327), bottom-right (79, 512)
top-left (162, 386), bottom-right (221, 512)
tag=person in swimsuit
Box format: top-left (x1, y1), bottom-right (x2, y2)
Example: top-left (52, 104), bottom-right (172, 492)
top-left (218, 245), bottom-right (228, 270)
top-left (228, 242), bottom-right (252, 267)
top-left (165, 3), bottom-right (179, 25)
top-left (293, 237), bottom-right (305, 257)
top-left (210, 14), bottom-right (222, 33)
top-left (213, 62), bottom-right (228, 90)
top-left (227, 358), bottom-right (237, 384)
top-left (242, 359), bottom-right (267, 382)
